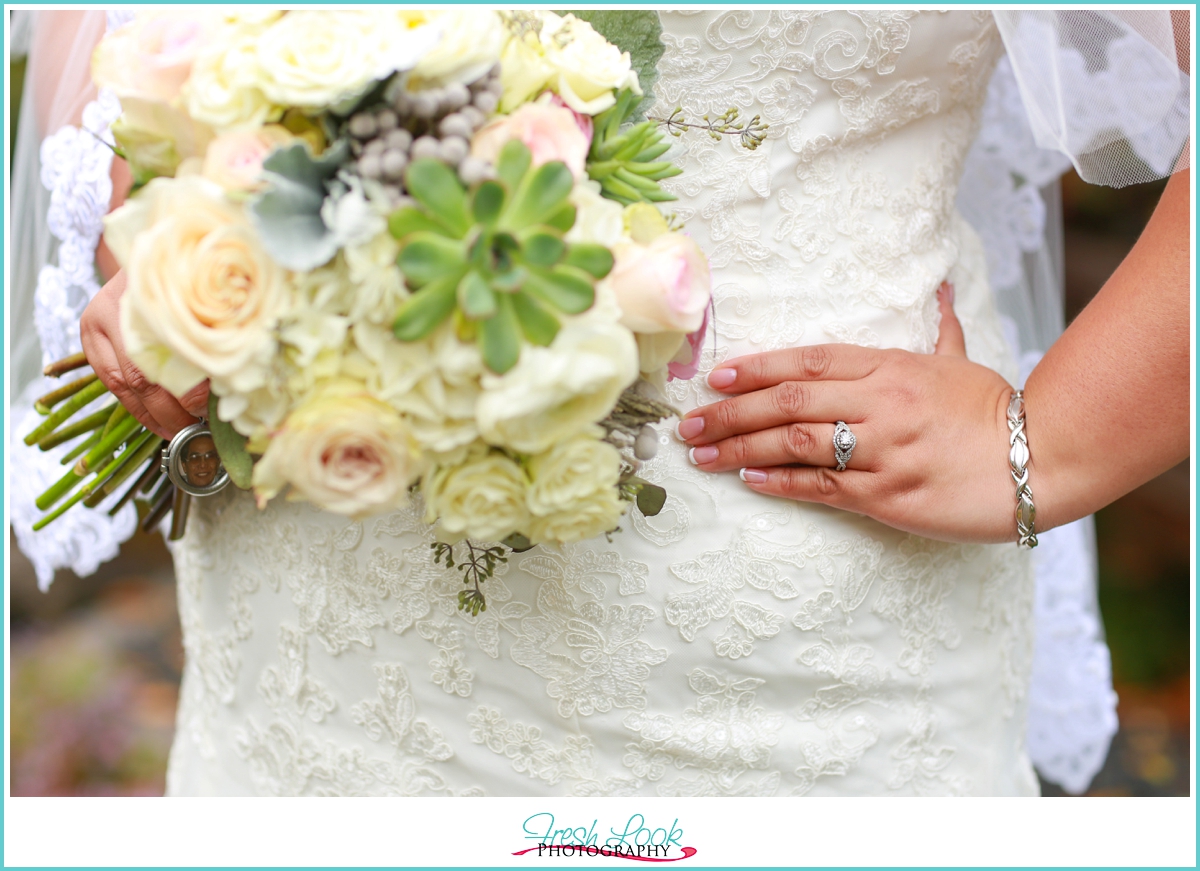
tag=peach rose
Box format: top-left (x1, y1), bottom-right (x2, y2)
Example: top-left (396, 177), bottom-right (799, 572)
top-left (252, 380), bottom-right (423, 518)
top-left (470, 102), bottom-right (591, 180)
top-left (93, 11), bottom-right (216, 103)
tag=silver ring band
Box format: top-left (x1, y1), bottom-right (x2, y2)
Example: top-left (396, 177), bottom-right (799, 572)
top-left (1006, 390), bottom-right (1037, 548)
top-left (833, 421), bottom-right (856, 471)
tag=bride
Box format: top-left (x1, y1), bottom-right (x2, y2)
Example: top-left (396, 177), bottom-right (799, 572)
top-left (10, 9), bottom-right (1190, 796)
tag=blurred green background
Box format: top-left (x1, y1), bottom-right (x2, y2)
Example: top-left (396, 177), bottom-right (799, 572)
top-left (6, 54), bottom-right (1191, 797)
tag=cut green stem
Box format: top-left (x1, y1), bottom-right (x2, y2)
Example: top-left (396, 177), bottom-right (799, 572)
top-left (38, 402), bottom-right (117, 451)
top-left (33, 432), bottom-right (153, 531)
top-left (43, 351), bottom-right (89, 378)
top-left (61, 431), bottom-right (102, 465)
top-left (35, 374), bottom-right (99, 415)
top-left (24, 379), bottom-right (109, 446)
top-left (83, 431), bottom-right (159, 508)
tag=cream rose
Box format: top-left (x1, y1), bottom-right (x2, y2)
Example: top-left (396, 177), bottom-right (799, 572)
top-left (424, 447), bottom-right (530, 542)
top-left (410, 9), bottom-right (506, 87)
top-left (609, 232), bottom-right (711, 334)
top-left (202, 125), bottom-right (293, 192)
top-left (540, 13), bottom-right (640, 115)
top-left (253, 11), bottom-right (434, 108)
top-left (470, 101), bottom-right (591, 180)
top-left (475, 321), bottom-right (639, 455)
top-left (252, 380), bottom-right (423, 518)
top-left (185, 34), bottom-right (276, 131)
top-left (106, 175), bottom-right (286, 396)
top-left (526, 435), bottom-right (621, 517)
top-left (529, 486), bottom-right (628, 545)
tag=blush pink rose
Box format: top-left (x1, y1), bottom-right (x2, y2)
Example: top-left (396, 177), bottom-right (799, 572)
top-left (469, 102), bottom-right (591, 179)
top-left (202, 125), bottom-right (294, 191)
top-left (608, 232), bottom-right (711, 334)
top-left (93, 12), bottom-right (215, 103)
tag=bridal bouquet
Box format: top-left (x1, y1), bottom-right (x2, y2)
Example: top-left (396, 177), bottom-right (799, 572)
top-left (26, 10), bottom-right (729, 608)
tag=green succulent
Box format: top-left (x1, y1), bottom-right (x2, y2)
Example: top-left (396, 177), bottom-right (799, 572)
top-left (388, 140), bottom-right (614, 374)
top-left (586, 89), bottom-right (681, 205)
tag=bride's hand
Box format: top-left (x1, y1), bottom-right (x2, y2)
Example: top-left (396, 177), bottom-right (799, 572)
top-left (677, 283), bottom-right (1022, 544)
top-left (80, 269), bottom-right (209, 439)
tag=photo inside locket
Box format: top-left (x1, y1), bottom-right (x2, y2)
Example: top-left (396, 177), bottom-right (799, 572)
top-left (181, 434), bottom-right (221, 487)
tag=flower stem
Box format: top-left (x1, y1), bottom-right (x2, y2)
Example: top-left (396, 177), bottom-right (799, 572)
top-left (83, 431), bottom-right (160, 508)
top-left (75, 414), bottom-right (141, 477)
top-left (61, 431), bottom-right (101, 465)
top-left (43, 351), bottom-right (89, 378)
top-left (33, 430), bottom-right (155, 531)
top-left (23, 379), bottom-right (109, 446)
top-left (35, 374), bottom-right (99, 415)
top-left (38, 402), bottom-right (117, 451)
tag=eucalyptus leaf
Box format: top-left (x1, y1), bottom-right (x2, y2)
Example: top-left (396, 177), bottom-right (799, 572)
top-left (635, 482), bottom-right (667, 517)
top-left (501, 532), bottom-right (535, 553)
top-left (207, 394), bottom-right (253, 490)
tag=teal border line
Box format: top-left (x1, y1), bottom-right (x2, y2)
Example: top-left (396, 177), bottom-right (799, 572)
top-left (1, 3), bottom-right (1196, 870)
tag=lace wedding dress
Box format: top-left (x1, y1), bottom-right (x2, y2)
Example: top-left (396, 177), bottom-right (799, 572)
top-left (164, 10), bottom-right (1035, 797)
top-left (13, 9), bottom-right (1186, 796)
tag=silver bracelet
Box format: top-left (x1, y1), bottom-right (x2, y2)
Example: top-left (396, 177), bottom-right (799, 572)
top-left (1006, 390), bottom-right (1037, 549)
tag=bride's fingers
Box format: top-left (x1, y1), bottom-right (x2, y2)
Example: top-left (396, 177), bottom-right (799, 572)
top-left (736, 464), bottom-right (871, 512)
top-left (685, 422), bottom-right (872, 473)
top-left (706, 343), bottom-right (882, 394)
top-left (934, 282), bottom-right (966, 357)
top-left (679, 380), bottom-right (863, 444)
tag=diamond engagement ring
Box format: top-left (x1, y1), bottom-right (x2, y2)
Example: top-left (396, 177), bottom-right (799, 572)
top-left (833, 421), bottom-right (856, 471)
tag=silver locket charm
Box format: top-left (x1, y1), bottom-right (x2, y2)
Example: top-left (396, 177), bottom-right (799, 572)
top-left (161, 422), bottom-right (230, 497)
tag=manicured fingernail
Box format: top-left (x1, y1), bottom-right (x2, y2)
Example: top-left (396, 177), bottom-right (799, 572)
top-left (675, 417), bottom-right (704, 440)
top-left (739, 468), bottom-right (768, 484)
top-left (940, 281), bottom-right (955, 305)
top-left (688, 446), bottom-right (718, 465)
top-left (707, 368), bottom-right (736, 389)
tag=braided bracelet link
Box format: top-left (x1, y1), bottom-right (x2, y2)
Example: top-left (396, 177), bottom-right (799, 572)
top-left (1006, 390), bottom-right (1038, 548)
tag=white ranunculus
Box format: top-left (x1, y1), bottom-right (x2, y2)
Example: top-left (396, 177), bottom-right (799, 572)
top-left (106, 175), bottom-right (286, 397)
top-left (475, 321), bottom-right (639, 455)
top-left (253, 11), bottom-right (434, 108)
top-left (343, 231), bottom-right (407, 325)
top-left (252, 380), bottom-right (423, 518)
top-left (423, 446), bottom-right (530, 542)
top-left (410, 9), bottom-right (507, 87)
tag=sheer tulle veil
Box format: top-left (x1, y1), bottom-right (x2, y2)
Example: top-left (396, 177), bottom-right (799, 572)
top-left (6, 9), bottom-right (1190, 794)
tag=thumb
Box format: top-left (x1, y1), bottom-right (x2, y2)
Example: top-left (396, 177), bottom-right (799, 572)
top-left (934, 281), bottom-right (966, 357)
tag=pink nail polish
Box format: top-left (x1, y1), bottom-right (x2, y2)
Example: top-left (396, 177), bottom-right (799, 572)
top-left (707, 368), bottom-right (736, 389)
top-left (689, 446), bottom-right (718, 465)
top-left (739, 468), bottom-right (768, 484)
top-left (675, 417), bottom-right (705, 440)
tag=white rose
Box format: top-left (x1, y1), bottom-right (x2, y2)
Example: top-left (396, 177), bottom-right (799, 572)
top-left (106, 175), bottom-right (286, 397)
top-left (540, 13), bottom-right (640, 115)
top-left (252, 380), bottom-right (423, 518)
top-left (185, 32), bottom-right (276, 131)
top-left (254, 11), bottom-right (433, 108)
top-left (526, 434), bottom-right (621, 516)
top-left (410, 10), bottom-right (507, 87)
top-left (424, 446), bottom-right (530, 542)
top-left (529, 487), bottom-right (627, 545)
top-left (475, 321), bottom-right (638, 454)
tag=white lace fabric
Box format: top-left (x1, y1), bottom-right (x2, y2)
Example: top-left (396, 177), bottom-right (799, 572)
top-left (10, 8), bottom-right (1133, 795)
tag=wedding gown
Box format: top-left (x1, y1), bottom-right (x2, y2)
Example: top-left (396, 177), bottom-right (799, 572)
top-left (12, 9), bottom-right (1187, 796)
